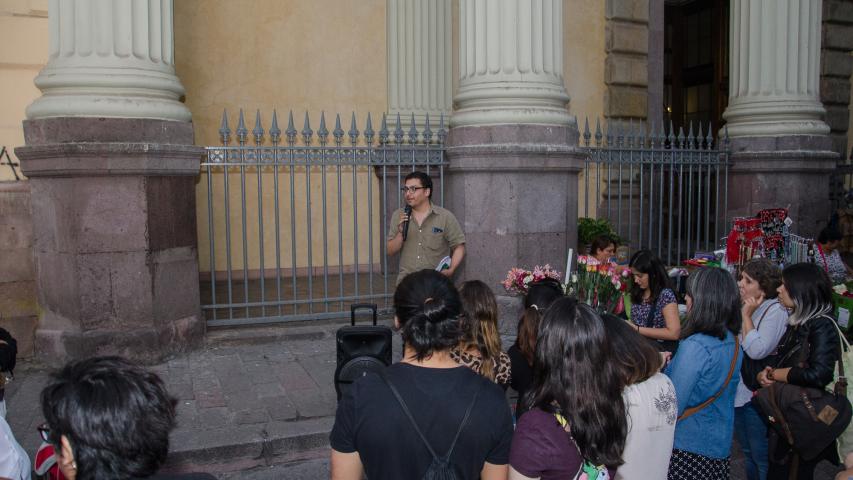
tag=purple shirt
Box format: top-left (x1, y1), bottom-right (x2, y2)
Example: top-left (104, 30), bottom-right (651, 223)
top-left (631, 288), bottom-right (677, 329)
top-left (509, 408), bottom-right (615, 479)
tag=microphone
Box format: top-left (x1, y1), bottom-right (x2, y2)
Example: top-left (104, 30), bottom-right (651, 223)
top-left (402, 205), bottom-right (412, 242)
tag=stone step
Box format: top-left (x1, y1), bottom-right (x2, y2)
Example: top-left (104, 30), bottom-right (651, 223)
top-left (161, 417), bottom-right (334, 476)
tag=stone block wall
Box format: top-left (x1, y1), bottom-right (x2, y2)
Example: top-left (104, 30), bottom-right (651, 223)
top-left (0, 182), bottom-right (36, 357)
top-left (604, 0), bottom-right (650, 121)
top-left (822, 0), bottom-right (853, 158)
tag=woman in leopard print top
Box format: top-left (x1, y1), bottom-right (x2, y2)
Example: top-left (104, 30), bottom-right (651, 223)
top-left (452, 280), bottom-right (512, 388)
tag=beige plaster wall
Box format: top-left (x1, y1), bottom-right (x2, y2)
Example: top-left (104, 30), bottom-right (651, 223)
top-left (0, 0), bottom-right (48, 182)
top-left (174, 0), bottom-right (388, 273)
top-left (564, 0), bottom-right (608, 220)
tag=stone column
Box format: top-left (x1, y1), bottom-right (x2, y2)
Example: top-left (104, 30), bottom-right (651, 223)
top-left (452, 0), bottom-right (572, 127)
top-left (722, 0), bottom-right (837, 236)
top-left (386, 0), bottom-right (452, 127)
top-left (15, 0), bottom-right (204, 365)
top-left (447, 0), bottom-right (585, 335)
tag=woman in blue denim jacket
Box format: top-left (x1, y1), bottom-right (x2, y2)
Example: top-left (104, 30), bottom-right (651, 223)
top-left (665, 267), bottom-right (742, 480)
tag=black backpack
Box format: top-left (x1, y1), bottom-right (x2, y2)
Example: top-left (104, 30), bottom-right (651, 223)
top-left (380, 371), bottom-right (483, 480)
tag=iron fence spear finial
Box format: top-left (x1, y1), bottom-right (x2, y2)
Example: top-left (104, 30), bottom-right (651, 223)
top-left (318, 112), bottom-right (329, 146)
top-left (301, 112), bottom-right (313, 145)
top-left (236, 109), bottom-right (248, 145)
top-left (253, 110), bottom-right (264, 145)
top-left (348, 112), bottom-right (359, 146)
top-left (364, 113), bottom-right (375, 145)
top-left (285, 110), bottom-right (297, 145)
top-left (219, 109), bottom-right (231, 145)
top-left (269, 110), bottom-right (281, 145)
top-left (333, 114), bottom-right (344, 146)
top-left (379, 113), bottom-right (389, 145)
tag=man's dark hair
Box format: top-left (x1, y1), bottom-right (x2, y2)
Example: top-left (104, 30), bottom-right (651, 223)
top-left (393, 269), bottom-right (462, 360)
top-left (404, 171), bottom-right (433, 199)
top-left (818, 226), bottom-right (843, 244)
top-left (682, 267), bottom-right (741, 340)
top-left (41, 356), bottom-right (177, 480)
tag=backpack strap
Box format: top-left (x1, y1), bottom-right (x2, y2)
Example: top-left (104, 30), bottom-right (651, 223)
top-left (678, 335), bottom-right (740, 421)
top-left (380, 370), bottom-right (483, 461)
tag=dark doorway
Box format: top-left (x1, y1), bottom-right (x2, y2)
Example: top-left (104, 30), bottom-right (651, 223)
top-left (664, 0), bottom-right (729, 134)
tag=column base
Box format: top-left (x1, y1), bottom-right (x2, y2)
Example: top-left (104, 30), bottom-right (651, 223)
top-left (727, 135), bottom-right (838, 237)
top-left (15, 117), bottom-right (205, 366)
top-left (35, 316), bottom-right (204, 366)
top-left (446, 124), bottom-right (584, 287)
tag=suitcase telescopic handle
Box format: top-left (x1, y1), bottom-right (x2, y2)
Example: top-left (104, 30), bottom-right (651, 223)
top-left (350, 303), bottom-right (378, 326)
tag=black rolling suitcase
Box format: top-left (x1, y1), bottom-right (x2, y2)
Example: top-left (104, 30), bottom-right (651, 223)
top-left (333, 303), bottom-right (392, 400)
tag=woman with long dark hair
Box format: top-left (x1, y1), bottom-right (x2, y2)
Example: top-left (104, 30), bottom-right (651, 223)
top-left (509, 298), bottom-right (628, 479)
top-left (757, 263), bottom-right (842, 480)
top-left (734, 258), bottom-right (787, 480)
top-left (330, 269), bottom-right (514, 480)
top-left (507, 278), bottom-right (564, 417)
top-left (602, 314), bottom-right (677, 480)
top-left (629, 250), bottom-right (681, 352)
top-left (665, 267), bottom-right (742, 480)
top-left (454, 280), bottom-right (511, 387)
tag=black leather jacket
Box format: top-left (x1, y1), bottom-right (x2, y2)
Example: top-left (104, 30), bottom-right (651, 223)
top-left (775, 314), bottom-right (841, 389)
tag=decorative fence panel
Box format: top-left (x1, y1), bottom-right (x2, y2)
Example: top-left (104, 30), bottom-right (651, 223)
top-left (581, 119), bottom-right (731, 266)
top-left (200, 110), bottom-right (447, 327)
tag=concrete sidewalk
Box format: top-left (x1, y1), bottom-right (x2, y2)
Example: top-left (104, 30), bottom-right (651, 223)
top-left (6, 318), bottom-right (402, 477)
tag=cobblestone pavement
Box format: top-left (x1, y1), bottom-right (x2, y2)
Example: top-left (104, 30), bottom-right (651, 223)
top-left (3, 320), bottom-right (843, 479)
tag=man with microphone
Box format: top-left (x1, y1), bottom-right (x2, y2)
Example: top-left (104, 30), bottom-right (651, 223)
top-left (386, 171), bottom-right (465, 285)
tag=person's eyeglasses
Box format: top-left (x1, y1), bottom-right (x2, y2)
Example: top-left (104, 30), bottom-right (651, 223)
top-left (400, 186), bottom-right (426, 194)
top-left (37, 423), bottom-right (51, 443)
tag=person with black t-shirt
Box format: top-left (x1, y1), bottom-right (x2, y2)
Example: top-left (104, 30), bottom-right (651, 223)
top-left (330, 270), bottom-right (514, 480)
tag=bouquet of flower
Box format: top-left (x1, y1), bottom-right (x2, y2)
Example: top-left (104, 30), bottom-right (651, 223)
top-left (502, 264), bottom-right (563, 296)
top-left (571, 255), bottom-right (630, 314)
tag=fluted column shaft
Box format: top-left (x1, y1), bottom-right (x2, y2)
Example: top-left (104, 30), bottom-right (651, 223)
top-left (26, 0), bottom-right (191, 121)
top-left (387, 0), bottom-right (452, 126)
top-left (723, 0), bottom-right (829, 137)
top-left (452, 0), bottom-right (572, 127)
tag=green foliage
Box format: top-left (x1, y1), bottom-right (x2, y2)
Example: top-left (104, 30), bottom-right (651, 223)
top-left (577, 217), bottom-right (621, 246)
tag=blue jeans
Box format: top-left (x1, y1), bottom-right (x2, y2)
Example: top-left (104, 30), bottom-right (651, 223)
top-left (734, 401), bottom-right (769, 480)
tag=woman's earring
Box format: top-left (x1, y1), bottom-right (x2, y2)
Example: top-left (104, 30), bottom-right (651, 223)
top-left (71, 461), bottom-right (77, 470)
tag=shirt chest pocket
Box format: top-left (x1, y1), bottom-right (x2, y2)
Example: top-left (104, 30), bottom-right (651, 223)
top-left (422, 230), bottom-right (445, 252)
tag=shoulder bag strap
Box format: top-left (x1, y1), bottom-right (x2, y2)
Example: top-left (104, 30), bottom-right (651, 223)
top-left (825, 315), bottom-right (849, 395)
top-left (678, 335), bottom-right (740, 421)
top-left (380, 370), bottom-right (484, 460)
top-left (753, 300), bottom-right (777, 330)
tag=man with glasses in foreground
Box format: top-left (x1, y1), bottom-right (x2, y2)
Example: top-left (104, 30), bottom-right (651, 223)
top-left (387, 171), bottom-right (465, 285)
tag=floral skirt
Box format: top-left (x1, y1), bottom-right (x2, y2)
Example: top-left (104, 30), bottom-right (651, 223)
top-left (667, 448), bottom-right (729, 480)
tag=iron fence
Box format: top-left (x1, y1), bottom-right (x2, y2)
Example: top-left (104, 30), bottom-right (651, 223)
top-left (200, 109), bottom-right (447, 327)
top-left (581, 119), bottom-right (731, 266)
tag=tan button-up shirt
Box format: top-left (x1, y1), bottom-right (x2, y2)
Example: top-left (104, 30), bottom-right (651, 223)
top-left (388, 204), bottom-right (465, 285)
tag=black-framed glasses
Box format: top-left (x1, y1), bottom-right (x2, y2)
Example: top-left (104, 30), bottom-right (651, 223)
top-left (400, 186), bottom-right (426, 194)
top-left (37, 422), bottom-right (51, 443)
